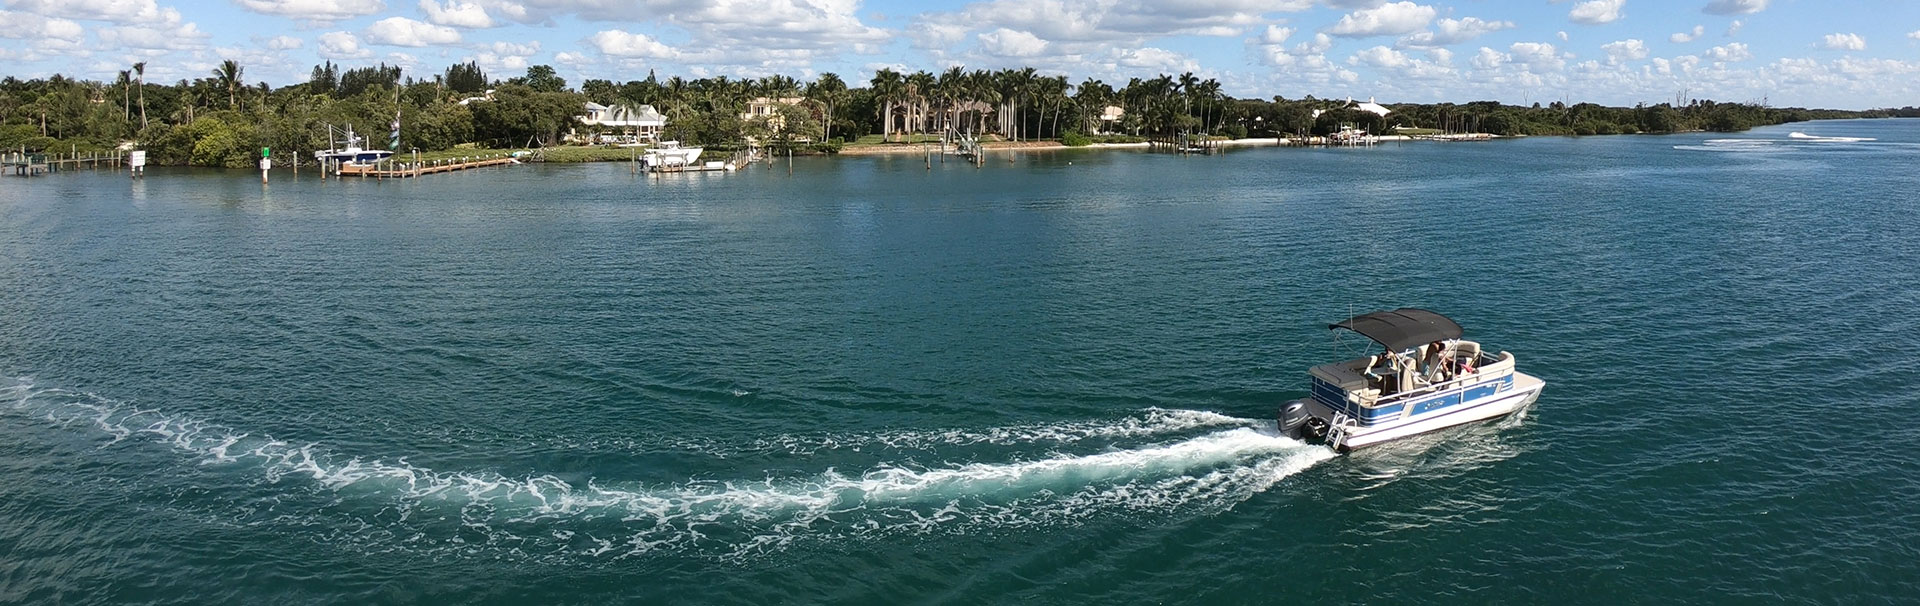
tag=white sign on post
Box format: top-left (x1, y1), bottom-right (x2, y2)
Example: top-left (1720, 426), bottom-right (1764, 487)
top-left (129, 151), bottom-right (146, 168)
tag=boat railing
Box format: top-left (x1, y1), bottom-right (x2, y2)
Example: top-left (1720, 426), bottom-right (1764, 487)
top-left (1368, 351), bottom-right (1514, 406)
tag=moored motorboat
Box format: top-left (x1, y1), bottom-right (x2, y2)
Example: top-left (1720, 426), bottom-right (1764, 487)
top-left (1279, 308), bottom-right (1544, 451)
top-left (641, 140), bottom-right (704, 170)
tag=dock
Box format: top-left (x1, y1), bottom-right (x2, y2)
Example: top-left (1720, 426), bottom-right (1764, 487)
top-left (333, 154), bottom-right (517, 179)
top-left (1147, 134), bottom-right (1222, 155)
top-left (4, 150), bottom-right (123, 176)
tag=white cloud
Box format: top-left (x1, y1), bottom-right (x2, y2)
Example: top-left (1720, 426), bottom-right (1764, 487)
top-left (486, 41), bottom-right (538, 57)
top-left (1820, 33), bottom-right (1866, 51)
top-left (1727, 20), bottom-right (1743, 36)
top-left (1908, 29), bottom-right (1920, 41)
top-left (317, 31), bottom-right (372, 59)
top-left (234, 0), bottom-right (384, 21)
top-left (1261, 25), bottom-right (1294, 45)
top-left (588, 29), bottom-right (677, 58)
top-left (1508, 41), bottom-right (1566, 71)
top-left (5, 0), bottom-right (179, 25)
top-left (364, 16), bottom-right (461, 47)
top-left (1116, 47), bottom-right (1197, 72)
top-left (908, 22), bottom-right (970, 49)
top-left (1470, 46), bottom-right (1506, 70)
top-left (97, 22), bottom-right (208, 50)
top-left (1700, 42), bottom-right (1750, 62)
top-left (265, 35), bottom-right (302, 50)
top-left (1702, 0), bottom-right (1767, 15)
top-left (1327, 1), bottom-right (1436, 37)
top-left (1569, 0), bottom-right (1625, 25)
top-left (1351, 45), bottom-right (1409, 68)
top-left (1399, 16), bottom-right (1514, 47)
top-left (977, 28), bottom-right (1049, 57)
top-left (0, 10), bottom-right (84, 42)
top-left (1557, 30), bottom-right (1569, 42)
top-left (419, 0), bottom-right (493, 28)
top-left (1600, 39), bottom-right (1647, 64)
top-left (1670, 25), bottom-right (1704, 43)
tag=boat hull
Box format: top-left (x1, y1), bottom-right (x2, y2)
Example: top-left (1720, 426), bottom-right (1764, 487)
top-left (1292, 371), bottom-right (1544, 451)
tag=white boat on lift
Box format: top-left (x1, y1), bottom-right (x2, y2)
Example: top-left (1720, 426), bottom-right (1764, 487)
top-left (641, 140), bottom-right (703, 170)
top-left (313, 125), bottom-right (393, 175)
top-left (1279, 308), bottom-right (1544, 451)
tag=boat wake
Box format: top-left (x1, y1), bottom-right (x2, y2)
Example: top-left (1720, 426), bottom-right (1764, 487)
top-left (1, 380), bottom-right (1331, 561)
top-left (1788, 131), bottom-right (1876, 142)
top-left (1675, 133), bottom-right (1881, 152)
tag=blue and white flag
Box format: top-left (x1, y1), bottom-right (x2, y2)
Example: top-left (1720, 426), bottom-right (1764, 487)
top-left (389, 111), bottom-right (401, 150)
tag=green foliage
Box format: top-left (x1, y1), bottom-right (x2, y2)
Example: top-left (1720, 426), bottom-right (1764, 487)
top-left (1060, 131), bottom-right (1091, 146)
top-left (513, 65), bottom-right (567, 94)
top-left (444, 61), bottom-right (488, 94)
top-left (338, 64), bottom-right (401, 97)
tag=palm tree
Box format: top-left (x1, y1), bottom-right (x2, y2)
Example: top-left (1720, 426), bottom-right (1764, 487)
top-left (804, 72), bottom-right (848, 142)
top-left (212, 60), bottom-right (242, 109)
top-left (1075, 78), bottom-right (1112, 134)
top-left (117, 70), bottom-right (131, 124)
top-left (132, 62), bottom-right (146, 129)
top-left (869, 69), bottom-right (904, 142)
top-left (905, 70), bottom-right (935, 140)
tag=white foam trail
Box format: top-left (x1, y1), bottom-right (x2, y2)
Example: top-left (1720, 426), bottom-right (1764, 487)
top-left (2, 380), bottom-right (1331, 559)
top-left (728, 407), bottom-right (1254, 456)
top-left (1789, 131), bottom-right (1875, 142)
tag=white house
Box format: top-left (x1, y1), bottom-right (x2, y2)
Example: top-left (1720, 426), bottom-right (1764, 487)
top-left (575, 102), bottom-right (668, 143)
top-left (1312, 96), bottom-right (1393, 119)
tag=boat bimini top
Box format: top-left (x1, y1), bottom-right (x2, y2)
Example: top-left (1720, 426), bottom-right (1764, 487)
top-left (1330, 308), bottom-right (1463, 352)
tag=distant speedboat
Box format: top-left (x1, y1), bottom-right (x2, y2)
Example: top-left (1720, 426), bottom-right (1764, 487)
top-left (642, 141), bottom-right (703, 170)
top-left (1279, 308), bottom-right (1545, 451)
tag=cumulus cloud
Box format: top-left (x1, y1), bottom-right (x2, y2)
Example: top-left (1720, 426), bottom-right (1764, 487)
top-left (265, 35), bottom-right (302, 50)
top-left (1727, 20), bottom-right (1743, 36)
top-left (1569, 0), bottom-right (1625, 25)
top-left (1116, 47), bottom-right (1198, 73)
top-left (1908, 29), bottom-right (1920, 41)
top-left (977, 28), bottom-right (1049, 57)
top-left (1327, 1), bottom-right (1436, 37)
top-left (419, 0), bottom-right (493, 28)
top-left (1702, 0), bottom-right (1767, 15)
top-left (1819, 33), bottom-right (1866, 51)
top-left (1399, 16), bottom-right (1514, 47)
top-left (1670, 25), bottom-right (1704, 43)
top-left (317, 31), bottom-right (371, 58)
top-left (364, 17), bottom-right (461, 47)
top-left (1600, 39), bottom-right (1648, 64)
top-left (233, 0), bottom-right (384, 21)
top-left (1470, 46), bottom-right (1506, 70)
top-left (1508, 41), bottom-right (1566, 71)
top-left (97, 22), bottom-right (208, 50)
top-left (5, 0), bottom-right (180, 25)
top-left (1701, 42), bottom-right (1751, 62)
top-left (0, 10), bottom-right (85, 42)
top-left (588, 29), bottom-right (677, 58)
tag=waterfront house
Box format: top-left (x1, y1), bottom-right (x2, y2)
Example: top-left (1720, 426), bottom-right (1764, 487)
top-left (1313, 96), bottom-right (1393, 119)
top-left (574, 102), bottom-right (667, 144)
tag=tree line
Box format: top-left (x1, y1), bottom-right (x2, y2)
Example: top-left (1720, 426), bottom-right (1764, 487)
top-left (2, 59), bottom-right (1911, 168)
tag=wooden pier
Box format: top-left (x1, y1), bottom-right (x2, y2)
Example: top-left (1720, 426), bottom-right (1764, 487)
top-left (334, 154), bottom-right (517, 179)
top-left (1147, 134), bottom-right (1222, 155)
top-left (4, 150), bottom-right (124, 176)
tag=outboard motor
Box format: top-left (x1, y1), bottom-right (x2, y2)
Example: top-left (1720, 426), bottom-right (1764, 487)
top-left (1300, 417), bottom-right (1331, 443)
top-left (1278, 400), bottom-right (1312, 439)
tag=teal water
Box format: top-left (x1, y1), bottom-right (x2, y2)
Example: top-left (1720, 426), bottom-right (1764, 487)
top-left (2, 120), bottom-right (1918, 604)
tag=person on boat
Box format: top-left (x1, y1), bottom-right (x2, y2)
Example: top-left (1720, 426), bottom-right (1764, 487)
top-left (1365, 350), bottom-right (1399, 394)
top-left (1423, 341), bottom-right (1451, 383)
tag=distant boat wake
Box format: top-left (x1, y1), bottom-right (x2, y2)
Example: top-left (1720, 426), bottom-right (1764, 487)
top-left (2, 380), bottom-right (1332, 561)
top-left (1675, 132), bottom-right (1879, 152)
top-left (1788, 131), bottom-right (1876, 142)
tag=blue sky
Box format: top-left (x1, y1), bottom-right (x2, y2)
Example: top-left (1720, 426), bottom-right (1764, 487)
top-left (2, 0), bottom-right (1916, 108)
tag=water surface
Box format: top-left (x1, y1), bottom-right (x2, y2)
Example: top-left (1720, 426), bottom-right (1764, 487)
top-left (2, 119), bottom-right (1917, 604)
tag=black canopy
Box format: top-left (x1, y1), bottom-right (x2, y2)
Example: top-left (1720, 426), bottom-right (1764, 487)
top-left (1330, 308), bottom-right (1463, 352)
